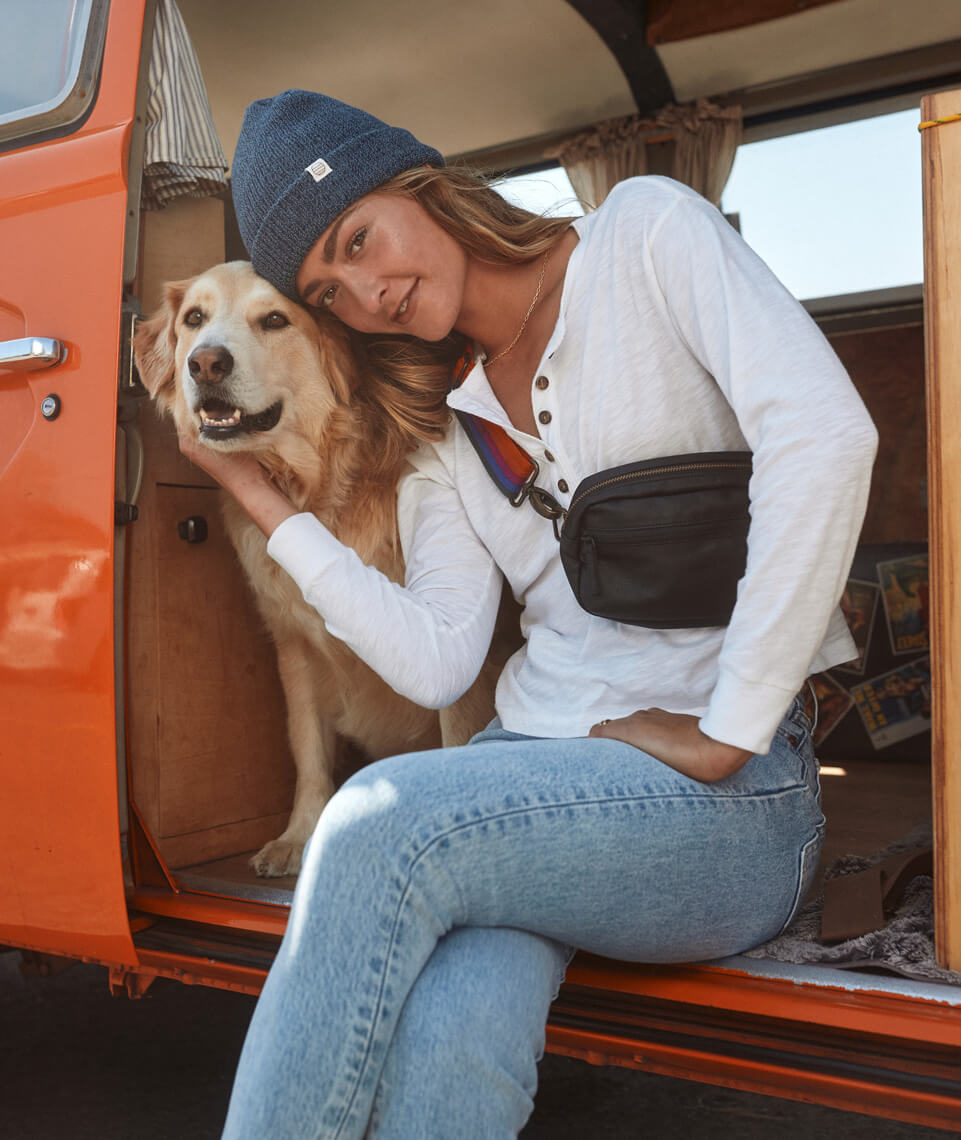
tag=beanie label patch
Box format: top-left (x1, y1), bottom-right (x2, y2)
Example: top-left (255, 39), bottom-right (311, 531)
top-left (305, 156), bottom-right (333, 182)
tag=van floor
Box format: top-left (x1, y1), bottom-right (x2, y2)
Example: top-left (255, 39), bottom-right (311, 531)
top-left (171, 757), bottom-right (933, 909)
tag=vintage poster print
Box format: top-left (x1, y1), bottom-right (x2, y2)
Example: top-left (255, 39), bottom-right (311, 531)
top-left (835, 578), bottom-right (881, 675)
top-left (851, 657), bottom-right (932, 751)
top-left (810, 672), bottom-right (854, 745)
top-left (877, 554), bottom-right (929, 656)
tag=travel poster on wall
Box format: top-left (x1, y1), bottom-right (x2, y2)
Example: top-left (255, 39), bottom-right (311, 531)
top-left (834, 578), bottom-right (881, 675)
top-left (810, 672), bottom-right (854, 745)
top-left (877, 553), bottom-right (929, 656)
top-left (850, 657), bottom-right (932, 751)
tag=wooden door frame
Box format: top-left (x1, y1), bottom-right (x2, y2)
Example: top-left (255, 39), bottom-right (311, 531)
top-left (921, 89), bottom-right (961, 970)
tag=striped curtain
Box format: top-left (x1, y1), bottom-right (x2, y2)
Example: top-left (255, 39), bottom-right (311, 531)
top-left (142, 0), bottom-right (228, 210)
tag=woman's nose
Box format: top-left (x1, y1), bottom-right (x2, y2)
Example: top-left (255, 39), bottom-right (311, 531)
top-left (349, 269), bottom-right (387, 315)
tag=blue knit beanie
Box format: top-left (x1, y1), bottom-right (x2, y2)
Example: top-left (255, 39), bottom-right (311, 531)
top-left (231, 90), bottom-right (445, 300)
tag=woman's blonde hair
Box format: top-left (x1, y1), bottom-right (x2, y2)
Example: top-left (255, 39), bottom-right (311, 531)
top-left (330, 164), bottom-right (576, 455)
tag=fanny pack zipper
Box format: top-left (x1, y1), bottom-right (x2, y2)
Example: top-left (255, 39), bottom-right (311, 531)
top-left (567, 459), bottom-right (752, 515)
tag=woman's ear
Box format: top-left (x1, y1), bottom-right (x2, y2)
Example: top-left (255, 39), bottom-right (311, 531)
top-left (132, 278), bottom-right (193, 404)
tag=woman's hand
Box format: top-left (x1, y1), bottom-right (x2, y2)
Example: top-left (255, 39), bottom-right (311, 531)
top-left (178, 431), bottom-right (298, 538)
top-left (178, 431), bottom-right (257, 487)
top-left (589, 708), bottom-right (752, 783)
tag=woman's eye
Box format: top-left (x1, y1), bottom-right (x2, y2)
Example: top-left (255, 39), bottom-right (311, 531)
top-left (184, 308), bottom-right (204, 327)
top-left (262, 311), bottom-right (289, 329)
top-left (320, 285), bottom-right (338, 308)
top-left (347, 226), bottom-right (367, 256)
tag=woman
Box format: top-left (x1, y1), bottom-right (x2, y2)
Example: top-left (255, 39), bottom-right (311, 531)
top-left (193, 91), bottom-right (876, 1139)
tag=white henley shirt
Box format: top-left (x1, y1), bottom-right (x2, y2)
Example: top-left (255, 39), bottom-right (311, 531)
top-left (267, 177), bottom-right (878, 755)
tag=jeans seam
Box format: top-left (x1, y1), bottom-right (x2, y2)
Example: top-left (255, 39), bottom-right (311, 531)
top-left (773, 826), bottom-right (824, 937)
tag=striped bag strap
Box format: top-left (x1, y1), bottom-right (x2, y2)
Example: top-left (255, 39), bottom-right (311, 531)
top-left (449, 345), bottom-right (566, 531)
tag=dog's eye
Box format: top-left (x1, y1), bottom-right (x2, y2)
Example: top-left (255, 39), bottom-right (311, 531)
top-left (262, 311), bottom-right (290, 330)
top-left (184, 308), bottom-right (204, 327)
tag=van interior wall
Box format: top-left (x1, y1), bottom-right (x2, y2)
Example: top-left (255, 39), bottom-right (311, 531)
top-left (814, 320), bottom-right (931, 871)
top-left (830, 323), bottom-right (927, 544)
top-left (124, 200), bottom-right (931, 896)
top-left (127, 196), bottom-right (297, 880)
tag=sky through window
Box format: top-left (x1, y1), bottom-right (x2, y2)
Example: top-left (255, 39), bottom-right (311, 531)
top-left (498, 107), bottom-right (923, 303)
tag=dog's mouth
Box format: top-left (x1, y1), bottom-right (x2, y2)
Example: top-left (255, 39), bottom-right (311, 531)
top-left (196, 398), bottom-right (283, 440)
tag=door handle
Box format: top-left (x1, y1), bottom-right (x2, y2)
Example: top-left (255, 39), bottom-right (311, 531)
top-left (0, 337), bottom-right (67, 372)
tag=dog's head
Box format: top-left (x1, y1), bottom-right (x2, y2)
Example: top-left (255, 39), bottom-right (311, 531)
top-left (133, 261), bottom-right (357, 463)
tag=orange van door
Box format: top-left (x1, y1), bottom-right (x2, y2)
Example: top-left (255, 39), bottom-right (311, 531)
top-left (0, 0), bottom-right (148, 966)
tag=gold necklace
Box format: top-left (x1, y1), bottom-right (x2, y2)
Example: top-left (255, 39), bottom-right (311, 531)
top-left (484, 248), bottom-right (553, 368)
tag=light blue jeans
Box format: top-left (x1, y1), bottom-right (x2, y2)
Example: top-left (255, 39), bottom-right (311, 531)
top-left (221, 695), bottom-right (823, 1139)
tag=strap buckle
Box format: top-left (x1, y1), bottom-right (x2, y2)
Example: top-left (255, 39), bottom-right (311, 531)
top-left (509, 462), bottom-right (541, 508)
top-left (526, 483), bottom-right (568, 541)
top-left (510, 463), bottom-right (567, 539)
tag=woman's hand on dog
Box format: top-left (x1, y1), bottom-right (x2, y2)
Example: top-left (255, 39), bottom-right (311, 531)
top-left (589, 708), bottom-right (752, 783)
top-left (178, 432), bottom-right (298, 538)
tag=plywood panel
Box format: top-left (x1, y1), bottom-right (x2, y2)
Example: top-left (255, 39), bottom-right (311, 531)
top-left (920, 89), bottom-right (961, 970)
top-left (160, 811), bottom-right (291, 870)
top-left (127, 194), bottom-right (301, 875)
top-left (818, 760), bottom-right (931, 872)
top-left (126, 411), bottom-right (296, 871)
top-left (139, 196), bottom-right (226, 316)
top-left (151, 485), bottom-right (295, 839)
top-left (829, 324), bottom-right (927, 544)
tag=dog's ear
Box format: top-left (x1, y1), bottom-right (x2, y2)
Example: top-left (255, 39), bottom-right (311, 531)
top-left (132, 278), bottom-right (193, 402)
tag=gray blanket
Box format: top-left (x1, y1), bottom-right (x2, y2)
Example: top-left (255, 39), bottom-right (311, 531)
top-left (744, 824), bottom-right (961, 986)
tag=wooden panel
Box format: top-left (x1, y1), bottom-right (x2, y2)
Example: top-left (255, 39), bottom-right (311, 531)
top-left (152, 486), bottom-right (294, 831)
top-left (921, 90), bottom-right (961, 970)
top-left (646, 0), bottom-right (842, 45)
top-left (828, 324), bottom-right (927, 544)
top-left (138, 196), bottom-right (226, 316)
top-left (135, 395), bottom-right (219, 488)
top-left (126, 409), bottom-right (296, 871)
top-left (160, 811), bottom-right (291, 870)
top-left (818, 760), bottom-right (931, 872)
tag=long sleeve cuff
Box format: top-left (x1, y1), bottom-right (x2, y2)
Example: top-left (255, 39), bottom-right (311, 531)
top-left (699, 668), bottom-right (800, 756)
top-left (266, 511), bottom-right (345, 595)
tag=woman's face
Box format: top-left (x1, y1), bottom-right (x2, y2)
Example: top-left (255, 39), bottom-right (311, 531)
top-left (295, 191), bottom-right (469, 341)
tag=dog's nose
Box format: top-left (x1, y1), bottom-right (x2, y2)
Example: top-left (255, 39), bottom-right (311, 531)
top-left (188, 345), bottom-right (234, 384)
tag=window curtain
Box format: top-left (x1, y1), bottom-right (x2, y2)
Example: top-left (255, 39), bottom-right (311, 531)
top-left (142, 0), bottom-right (228, 210)
top-left (553, 99), bottom-right (742, 210)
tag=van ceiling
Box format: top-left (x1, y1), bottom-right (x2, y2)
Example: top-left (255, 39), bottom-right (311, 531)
top-left (178, 0), bottom-right (961, 168)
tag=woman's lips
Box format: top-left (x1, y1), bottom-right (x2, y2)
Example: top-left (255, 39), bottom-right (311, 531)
top-left (393, 281), bottom-right (417, 326)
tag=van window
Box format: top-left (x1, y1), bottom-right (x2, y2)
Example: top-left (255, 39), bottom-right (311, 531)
top-left (0, 0), bottom-right (109, 146)
top-left (499, 107), bottom-right (923, 307)
top-left (496, 167), bottom-right (585, 218)
top-left (721, 108), bottom-right (923, 302)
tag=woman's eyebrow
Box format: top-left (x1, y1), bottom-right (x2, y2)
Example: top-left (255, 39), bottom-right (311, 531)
top-left (299, 206), bottom-right (362, 302)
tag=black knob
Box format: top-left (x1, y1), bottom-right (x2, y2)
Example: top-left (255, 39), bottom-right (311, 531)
top-left (177, 516), bottom-right (208, 544)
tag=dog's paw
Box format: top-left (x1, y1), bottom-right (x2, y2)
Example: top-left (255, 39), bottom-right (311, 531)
top-left (250, 837), bottom-right (304, 878)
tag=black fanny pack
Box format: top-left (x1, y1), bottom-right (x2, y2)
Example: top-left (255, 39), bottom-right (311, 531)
top-left (554, 452), bottom-right (752, 629)
top-left (450, 350), bottom-right (752, 629)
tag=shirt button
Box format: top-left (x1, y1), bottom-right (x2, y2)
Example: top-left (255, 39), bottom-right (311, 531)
top-left (557, 479), bottom-right (569, 493)
top-left (538, 410), bottom-right (552, 425)
top-left (535, 376), bottom-right (549, 390)
top-left (543, 450), bottom-right (555, 463)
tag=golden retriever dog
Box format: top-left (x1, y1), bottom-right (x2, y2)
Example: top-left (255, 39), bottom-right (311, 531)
top-left (134, 261), bottom-right (503, 877)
